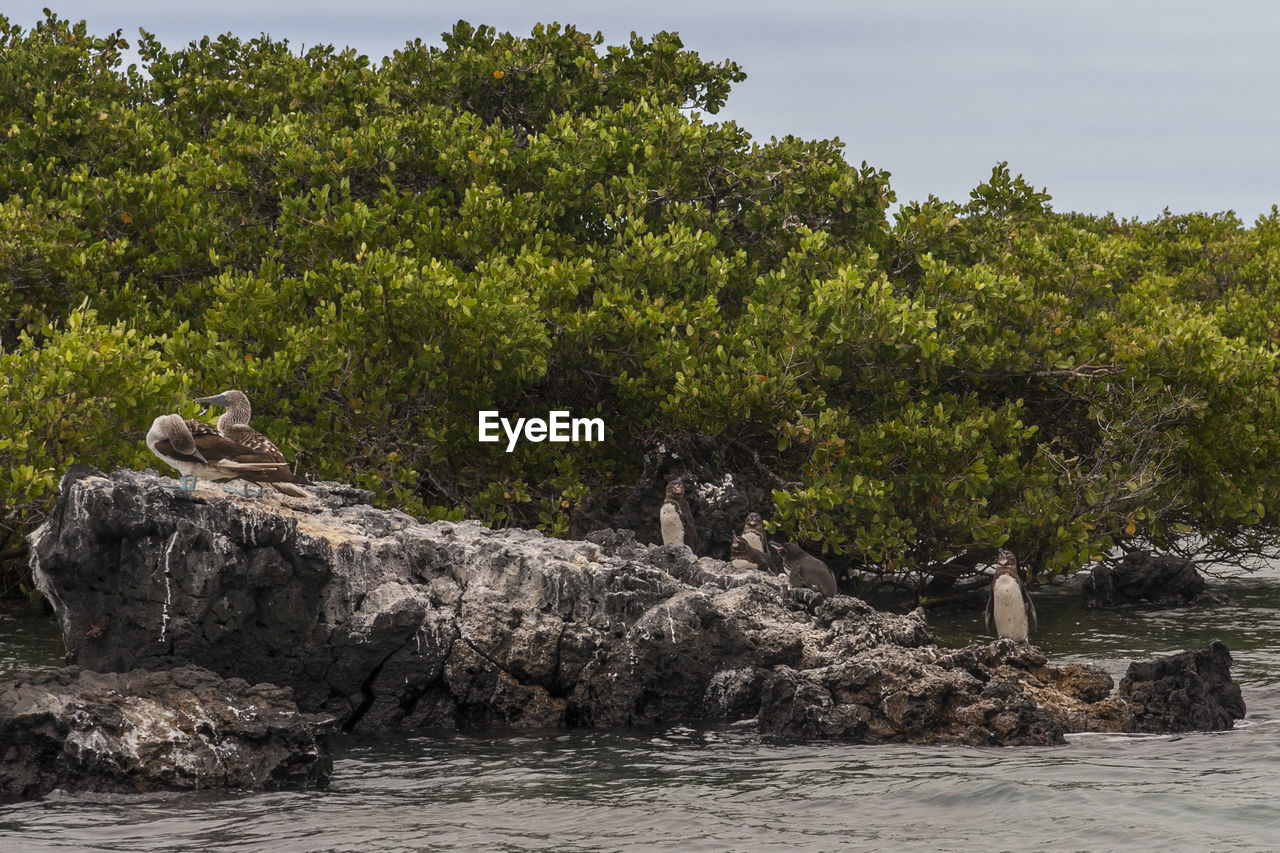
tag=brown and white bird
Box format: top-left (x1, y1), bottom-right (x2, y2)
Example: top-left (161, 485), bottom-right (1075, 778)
top-left (773, 542), bottom-right (837, 598)
top-left (146, 414), bottom-right (307, 496)
top-left (195, 390), bottom-right (308, 497)
top-left (659, 478), bottom-right (699, 552)
top-left (742, 512), bottom-right (782, 573)
top-left (195, 390), bottom-right (286, 461)
top-left (984, 549), bottom-right (1038, 643)
top-left (729, 534), bottom-right (773, 572)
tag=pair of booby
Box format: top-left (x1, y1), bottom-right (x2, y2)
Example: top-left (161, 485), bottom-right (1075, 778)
top-left (146, 390), bottom-right (308, 497)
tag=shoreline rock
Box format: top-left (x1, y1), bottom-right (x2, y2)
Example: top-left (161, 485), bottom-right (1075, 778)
top-left (0, 664), bottom-right (333, 802)
top-left (1082, 550), bottom-right (1222, 607)
top-left (21, 467), bottom-right (1245, 756)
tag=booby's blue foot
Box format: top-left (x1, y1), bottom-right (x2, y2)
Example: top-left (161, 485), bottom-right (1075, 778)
top-left (224, 481), bottom-right (264, 497)
top-left (161, 475), bottom-right (199, 491)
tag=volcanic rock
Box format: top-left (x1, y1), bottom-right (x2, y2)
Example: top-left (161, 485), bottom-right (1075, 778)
top-left (0, 664), bottom-right (332, 802)
top-left (1082, 550), bottom-right (1222, 607)
top-left (24, 467), bottom-right (1246, 749)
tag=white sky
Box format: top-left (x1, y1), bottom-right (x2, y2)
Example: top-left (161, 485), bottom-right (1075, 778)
top-left (8, 1), bottom-right (1280, 221)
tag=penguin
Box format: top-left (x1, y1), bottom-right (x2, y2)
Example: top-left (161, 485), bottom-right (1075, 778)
top-left (773, 542), bottom-right (837, 598)
top-left (984, 549), bottom-right (1038, 643)
top-left (742, 512), bottom-right (782, 573)
top-left (729, 534), bottom-right (773, 572)
top-left (659, 478), bottom-right (700, 552)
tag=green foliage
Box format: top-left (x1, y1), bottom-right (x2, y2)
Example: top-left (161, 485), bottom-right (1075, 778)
top-left (0, 305), bottom-right (185, 587)
top-left (4, 13), bottom-right (1280, 592)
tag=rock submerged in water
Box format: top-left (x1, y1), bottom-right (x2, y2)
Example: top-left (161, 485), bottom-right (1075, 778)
top-left (1082, 550), bottom-right (1222, 607)
top-left (21, 467), bottom-right (1245, 759)
top-left (1118, 641), bottom-right (1245, 732)
top-left (0, 664), bottom-right (333, 802)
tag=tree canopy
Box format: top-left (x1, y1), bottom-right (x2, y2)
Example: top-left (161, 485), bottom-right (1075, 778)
top-left (5, 11), bottom-right (1280, 593)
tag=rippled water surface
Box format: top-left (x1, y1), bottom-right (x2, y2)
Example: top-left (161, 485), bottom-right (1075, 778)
top-left (3, 567), bottom-right (1279, 852)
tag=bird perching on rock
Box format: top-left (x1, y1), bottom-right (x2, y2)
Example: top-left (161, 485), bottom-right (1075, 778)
top-left (659, 479), bottom-right (700, 553)
top-left (729, 534), bottom-right (773, 572)
top-left (773, 542), bottom-right (838, 598)
top-left (194, 390), bottom-right (308, 497)
top-left (985, 549), bottom-right (1038, 643)
top-left (741, 512), bottom-right (782, 573)
top-left (145, 414), bottom-right (306, 495)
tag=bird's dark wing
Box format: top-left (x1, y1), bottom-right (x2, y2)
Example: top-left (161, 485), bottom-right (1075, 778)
top-left (192, 433), bottom-right (274, 465)
top-left (1022, 585), bottom-right (1038, 631)
top-left (154, 438), bottom-right (206, 467)
top-left (679, 502), bottom-right (699, 551)
top-left (223, 424), bottom-right (287, 462)
top-left (984, 586), bottom-right (995, 633)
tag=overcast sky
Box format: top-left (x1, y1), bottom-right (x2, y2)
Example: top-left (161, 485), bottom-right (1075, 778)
top-left (8, 1), bottom-right (1280, 222)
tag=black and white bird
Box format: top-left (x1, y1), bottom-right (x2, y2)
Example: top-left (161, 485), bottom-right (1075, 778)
top-left (742, 512), bottom-right (782, 573)
top-left (659, 478), bottom-right (700, 552)
top-left (984, 549), bottom-right (1038, 643)
top-left (773, 542), bottom-right (838, 598)
top-left (194, 390), bottom-right (308, 497)
top-left (729, 534), bottom-right (773, 572)
top-left (146, 414), bottom-right (306, 495)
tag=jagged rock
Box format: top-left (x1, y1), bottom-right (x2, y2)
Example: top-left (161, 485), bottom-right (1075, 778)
top-left (0, 665), bottom-right (333, 802)
top-left (758, 640), bottom-right (1129, 745)
top-left (24, 467), bottom-right (1246, 748)
top-left (1118, 641), bottom-right (1246, 731)
top-left (1082, 550), bottom-right (1222, 607)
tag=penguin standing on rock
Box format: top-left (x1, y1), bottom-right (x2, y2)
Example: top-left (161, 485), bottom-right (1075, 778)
top-left (984, 549), bottom-right (1038, 643)
top-left (729, 534), bottom-right (773, 572)
top-left (773, 542), bottom-right (838, 598)
top-left (742, 512), bottom-right (782, 573)
top-left (659, 479), bottom-right (700, 553)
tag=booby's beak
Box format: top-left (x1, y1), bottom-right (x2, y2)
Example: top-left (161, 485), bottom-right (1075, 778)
top-left (194, 393), bottom-right (230, 407)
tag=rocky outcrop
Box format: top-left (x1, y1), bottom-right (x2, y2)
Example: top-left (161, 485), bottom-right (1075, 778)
top-left (1082, 550), bottom-right (1221, 607)
top-left (1118, 641), bottom-right (1245, 731)
top-left (0, 665), bottom-right (332, 802)
top-left (758, 640), bottom-right (1136, 745)
top-left (25, 467), bottom-right (1245, 750)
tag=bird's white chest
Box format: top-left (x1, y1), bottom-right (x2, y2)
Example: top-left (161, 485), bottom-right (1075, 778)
top-left (993, 574), bottom-right (1029, 641)
top-left (742, 530), bottom-right (766, 553)
top-left (660, 501), bottom-right (684, 545)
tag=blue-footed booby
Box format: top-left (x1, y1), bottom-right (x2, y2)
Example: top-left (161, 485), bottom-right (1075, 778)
top-left (984, 550), bottom-right (1038, 643)
top-left (659, 479), bottom-right (699, 553)
top-left (194, 390), bottom-right (308, 497)
top-left (773, 542), bottom-right (838, 598)
top-left (146, 414), bottom-right (307, 495)
top-left (195, 390), bottom-right (286, 460)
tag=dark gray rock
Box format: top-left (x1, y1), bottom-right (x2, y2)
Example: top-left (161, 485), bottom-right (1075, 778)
top-left (0, 665), bottom-right (333, 802)
top-left (1118, 641), bottom-right (1246, 731)
top-left (1082, 550), bottom-right (1222, 607)
top-left (25, 467), bottom-right (1246, 747)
